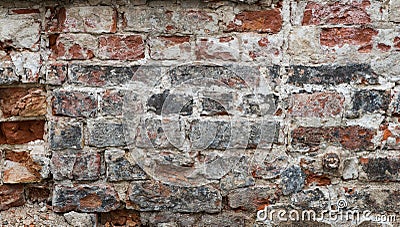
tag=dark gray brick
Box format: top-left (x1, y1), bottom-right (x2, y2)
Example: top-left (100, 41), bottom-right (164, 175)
top-left (287, 64), bottom-right (378, 86)
top-left (87, 120), bottom-right (125, 147)
top-left (128, 181), bottom-right (222, 213)
top-left (49, 120), bottom-right (83, 150)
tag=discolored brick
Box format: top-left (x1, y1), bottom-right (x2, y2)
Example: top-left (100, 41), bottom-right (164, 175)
top-left (46, 64), bottom-right (67, 85)
top-left (289, 92), bottom-right (344, 118)
top-left (352, 90), bottom-right (390, 114)
top-left (287, 64), bottom-right (378, 86)
top-left (200, 92), bottom-right (233, 116)
top-left (228, 186), bottom-right (277, 211)
top-left (127, 181), bottom-right (222, 213)
top-left (291, 126), bottom-right (376, 151)
top-left (3, 150), bottom-right (43, 183)
top-left (280, 165), bottom-right (306, 195)
top-left (51, 150), bottom-right (102, 181)
top-left (0, 68), bottom-right (18, 85)
top-left (69, 64), bottom-right (138, 87)
top-left (105, 149), bottom-right (147, 182)
top-left (124, 8), bottom-right (218, 34)
top-left (26, 184), bottom-right (52, 203)
top-left (0, 185), bottom-right (25, 211)
top-left (47, 6), bottom-right (117, 33)
top-left (241, 93), bottom-right (277, 116)
top-left (360, 157), bottom-right (400, 181)
top-left (87, 120), bottom-right (125, 147)
top-left (50, 34), bottom-right (96, 60)
top-left (149, 36), bottom-right (193, 60)
top-left (147, 90), bottom-right (193, 116)
top-left (100, 90), bottom-right (124, 116)
top-left (195, 36), bottom-right (240, 61)
top-left (135, 117), bottom-right (185, 149)
top-left (0, 19), bottom-right (40, 51)
top-left (98, 35), bottom-right (144, 60)
top-left (49, 120), bottom-right (83, 150)
top-left (52, 184), bottom-right (120, 212)
top-left (99, 210), bottom-right (141, 226)
top-left (168, 65), bottom-right (249, 89)
top-left (11, 52), bottom-right (42, 83)
top-left (302, 1), bottom-right (371, 25)
top-left (52, 90), bottom-right (97, 118)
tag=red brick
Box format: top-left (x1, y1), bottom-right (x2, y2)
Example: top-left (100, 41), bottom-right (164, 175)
top-left (9, 8), bottom-right (40, 15)
top-left (98, 35), bottom-right (144, 60)
top-left (0, 88), bottom-right (47, 118)
top-left (0, 185), bottom-right (25, 211)
top-left (305, 172), bottom-right (332, 186)
top-left (100, 210), bottom-right (141, 226)
top-left (225, 9), bottom-right (282, 34)
top-left (377, 43), bottom-right (391, 52)
top-left (50, 34), bottom-right (96, 60)
top-left (289, 92), bottom-right (344, 118)
top-left (302, 1), bottom-right (371, 25)
top-left (26, 184), bottom-right (51, 202)
top-left (357, 44), bottom-right (373, 53)
top-left (320, 27), bottom-right (378, 48)
top-left (291, 126), bottom-right (376, 151)
top-left (52, 90), bottom-right (97, 118)
top-left (395, 37), bottom-right (400, 50)
top-left (0, 120), bottom-right (45, 145)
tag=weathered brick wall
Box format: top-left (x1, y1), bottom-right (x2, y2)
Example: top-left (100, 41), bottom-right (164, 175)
top-left (0, 0), bottom-right (399, 226)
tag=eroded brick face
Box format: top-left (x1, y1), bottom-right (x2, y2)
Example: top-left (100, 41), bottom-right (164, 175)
top-left (0, 87), bottom-right (47, 118)
top-left (302, 1), bottom-right (371, 25)
top-left (0, 120), bottom-right (45, 145)
top-left (3, 150), bottom-right (44, 183)
top-left (320, 27), bottom-right (378, 48)
top-left (291, 126), bottom-right (376, 151)
top-left (0, 0), bottom-right (399, 226)
top-left (98, 35), bottom-right (145, 60)
top-left (0, 185), bottom-right (25, 211)
top-left (225, 9), bottom-right (283, 33)
top-left (289, 92), bottom-right (344, 118)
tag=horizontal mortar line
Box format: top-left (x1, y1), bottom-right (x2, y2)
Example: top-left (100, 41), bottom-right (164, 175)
top-left (0, 116), bottom-right (46, 123)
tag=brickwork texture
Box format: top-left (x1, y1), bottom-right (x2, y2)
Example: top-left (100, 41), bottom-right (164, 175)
top-left (0, 0), bottom-right (399, 226)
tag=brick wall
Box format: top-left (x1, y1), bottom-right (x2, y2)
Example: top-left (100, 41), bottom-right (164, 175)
top-left (0, 0), bottom-right (399, 226)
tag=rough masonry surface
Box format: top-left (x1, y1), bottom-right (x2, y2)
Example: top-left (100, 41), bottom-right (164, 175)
top-left (0, 0), bottom-right (399, 226)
